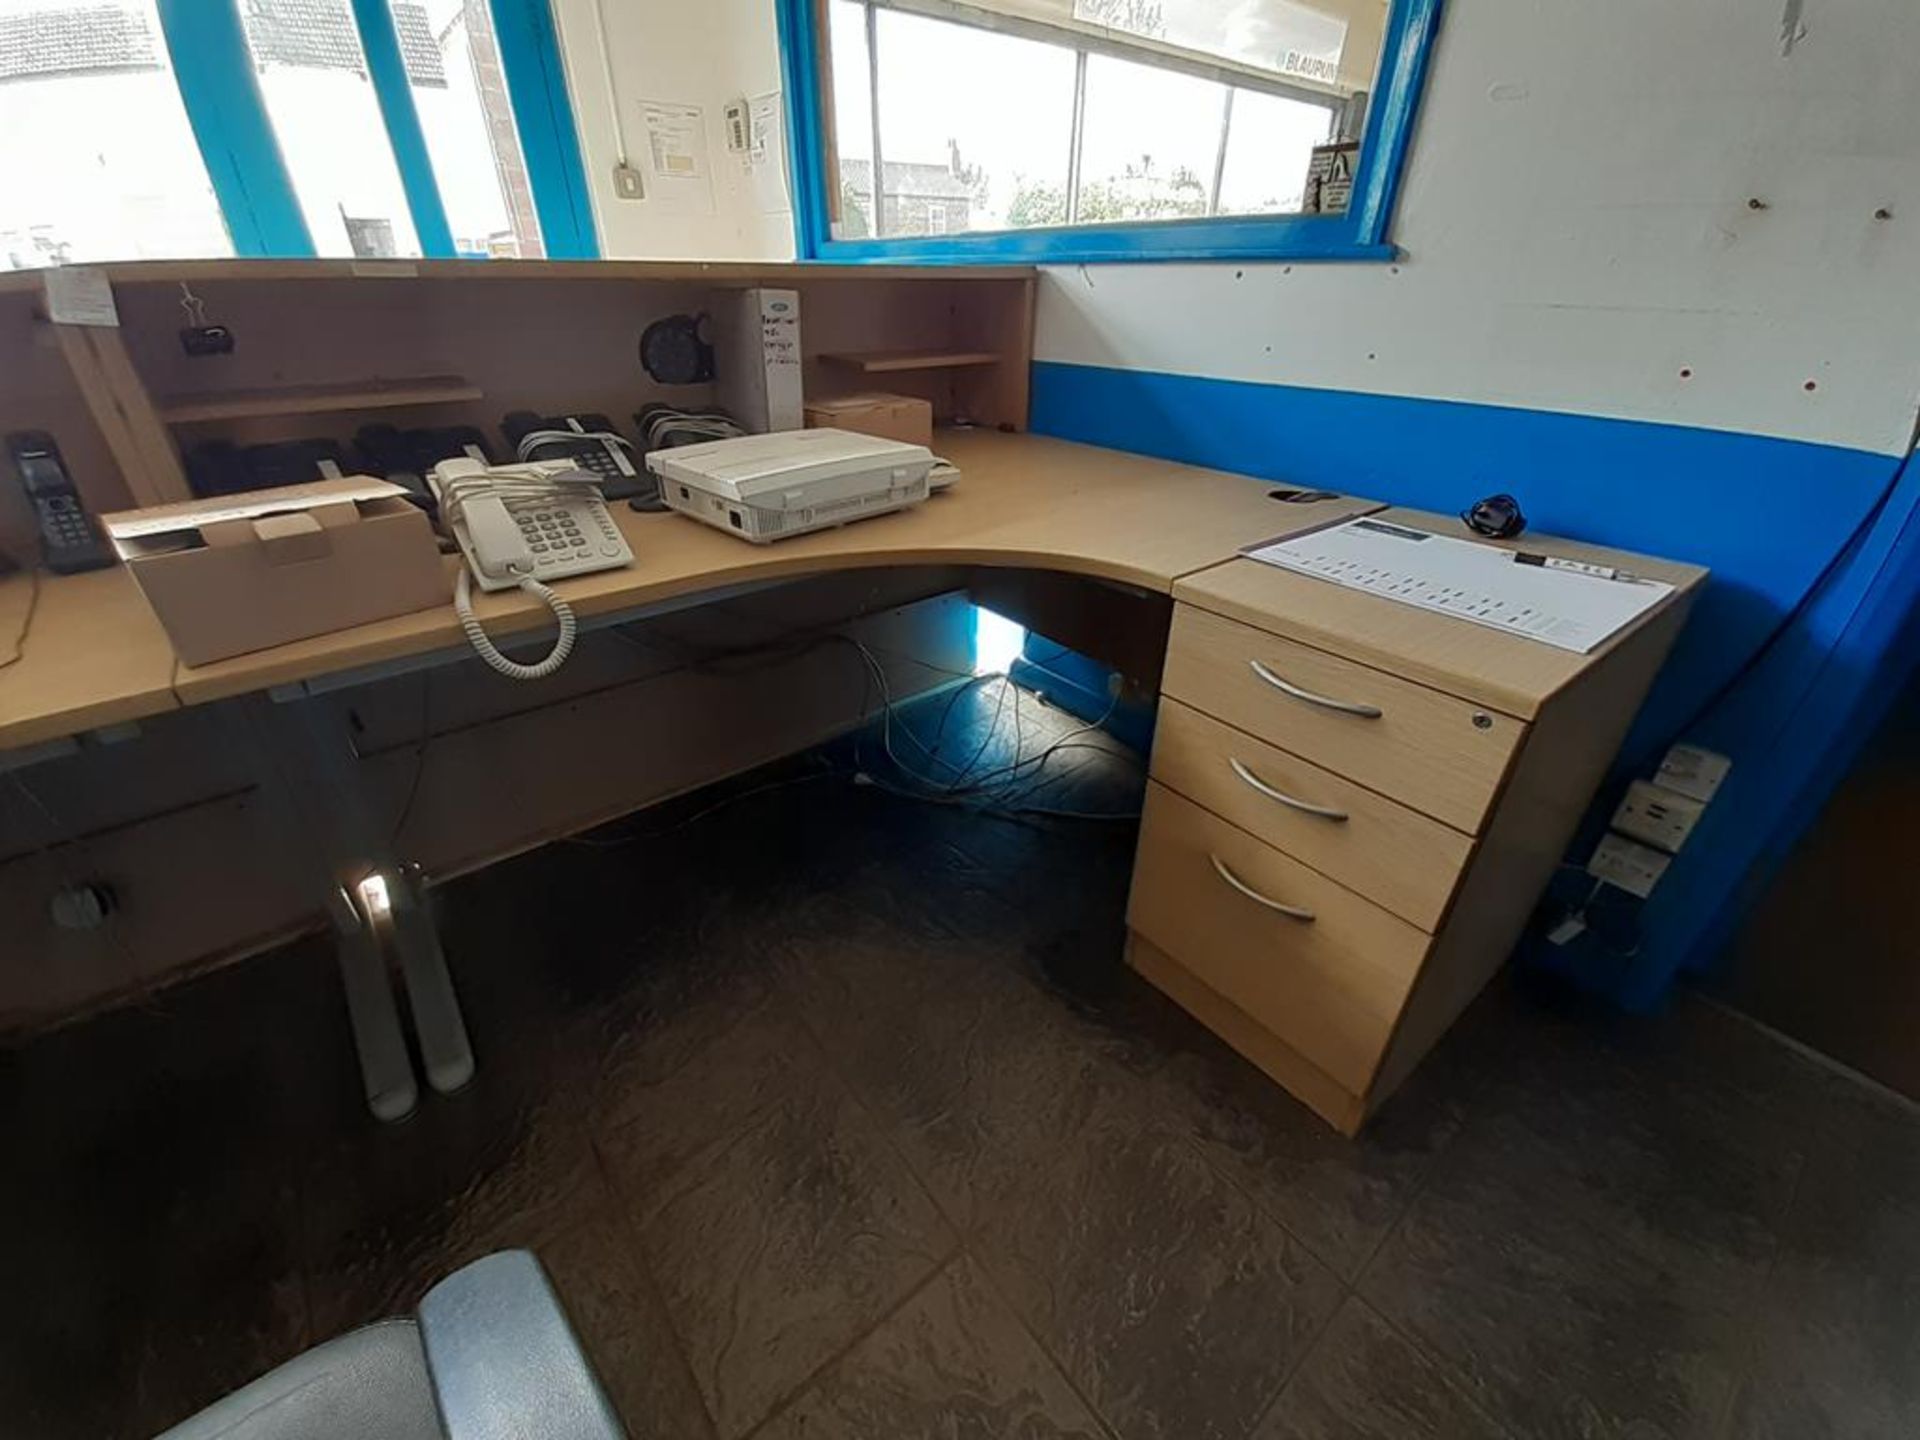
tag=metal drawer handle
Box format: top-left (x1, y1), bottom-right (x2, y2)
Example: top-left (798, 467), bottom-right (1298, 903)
top-left (1248, 658), bottom-right (1383, 719)
top-left (1229, 758), bottom-right (1349, 822)
top-left (1209, 854), bottom-right (1316, 922)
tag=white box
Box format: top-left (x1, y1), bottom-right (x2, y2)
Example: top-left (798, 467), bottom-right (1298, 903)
top-left (647, 428), bottom-right (935, 543)
top-left (714, 286), bottom-right (802, 433)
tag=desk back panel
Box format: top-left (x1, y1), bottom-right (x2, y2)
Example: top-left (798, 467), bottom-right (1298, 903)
top-left (44, 263), bottom-right (1039, 505)
top-left (0, 570), bottom-right (972, 1033)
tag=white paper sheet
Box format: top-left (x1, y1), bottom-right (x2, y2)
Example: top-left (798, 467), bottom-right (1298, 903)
top-left (1245, 517), bottom-right (1674, 654)
top-left (43, 266), bottom-right (118, 326)
top-left (643, 100), bottom-right (707, 179)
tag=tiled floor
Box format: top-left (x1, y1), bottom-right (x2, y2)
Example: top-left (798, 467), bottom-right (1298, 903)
top-left (5, 687), bottom-right (1920, 1439)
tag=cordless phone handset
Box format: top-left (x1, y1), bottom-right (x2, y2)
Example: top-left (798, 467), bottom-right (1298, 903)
top-left (428, 457), bottom-right (635, 682)
top-left (7, 430), bottom-right (115, 574)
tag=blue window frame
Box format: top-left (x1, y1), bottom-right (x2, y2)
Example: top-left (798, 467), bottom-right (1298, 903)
top-left (13, 0), bottom-right (593, 267)
top-left (777, 0), bottom-right (1442, 264)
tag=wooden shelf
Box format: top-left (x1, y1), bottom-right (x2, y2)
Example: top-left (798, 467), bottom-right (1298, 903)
top-left (818, 349), bottom-right (1003, 374)
top-left (158, 376), bottom-right (482, 425)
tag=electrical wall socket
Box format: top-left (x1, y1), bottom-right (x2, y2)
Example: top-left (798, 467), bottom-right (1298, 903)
top-left (1611, 779), bottom-right (1706, 854)
top-left (1656, 743), bottom-right (1731, 803)
top-left (1587, 833), bottom-right (1671, 898)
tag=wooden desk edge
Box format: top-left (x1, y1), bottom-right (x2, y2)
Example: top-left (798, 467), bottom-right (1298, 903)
top-left (167, 544), bottom-right (1191, 705)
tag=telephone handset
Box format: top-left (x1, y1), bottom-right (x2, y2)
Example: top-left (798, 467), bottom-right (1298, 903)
top-left (430, 457), bottom-right (634, 680)
top-left (8, 431), bottom-right (115, 573)
top-left (435, 458), bottom-right (632, 592)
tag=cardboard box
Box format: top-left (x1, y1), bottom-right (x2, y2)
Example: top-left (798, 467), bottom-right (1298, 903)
top-left (103, 478), bottom-right (447, 666)
top-left (803, 392), bottom-right (934, 450)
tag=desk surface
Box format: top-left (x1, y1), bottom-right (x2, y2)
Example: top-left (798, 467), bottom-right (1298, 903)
top-left (0, 431), bottom-right (1370, 749)
top-left (0, 565), bottom-right (181, 751)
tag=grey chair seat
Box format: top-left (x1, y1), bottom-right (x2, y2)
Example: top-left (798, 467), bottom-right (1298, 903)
top-left (157, 1322), bottom-right (441, 1440)
top-left (157, 1251), bottom-right (625, 1440)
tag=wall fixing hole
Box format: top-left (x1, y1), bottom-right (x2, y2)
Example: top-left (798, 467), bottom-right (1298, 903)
top-left (1804, 380), bottom-right (1818, 392)
top-left (1679, 367), bottom-right (1693, 380)
top-left (1235, 269), bottom-right (1244, 279)
top-left (1367, 351), bottom-right (1377, 360)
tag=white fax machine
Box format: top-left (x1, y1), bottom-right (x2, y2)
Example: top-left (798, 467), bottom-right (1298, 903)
top-left (645, 428), bottom-right (943, 543)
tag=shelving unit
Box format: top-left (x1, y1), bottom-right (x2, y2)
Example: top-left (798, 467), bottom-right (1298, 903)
top-left (158, 376), bottom-right (482, 425)
top-left (818, 349), bottom-right (1003, 374)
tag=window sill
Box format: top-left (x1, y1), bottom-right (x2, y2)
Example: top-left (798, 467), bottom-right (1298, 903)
top-left (806, 212), bottom-right (1397, 266)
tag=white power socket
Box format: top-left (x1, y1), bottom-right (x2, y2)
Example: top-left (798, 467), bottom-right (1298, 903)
top-left (1610, 779), bottom-right (1706, 854)
top-left (1656, 743), bottom-right (1731, 803)
top-left (1587, 833), bottom-right (1671, 898)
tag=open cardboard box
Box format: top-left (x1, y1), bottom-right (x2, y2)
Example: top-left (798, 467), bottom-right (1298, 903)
top-left (103, 478), bottom-right (447, 667)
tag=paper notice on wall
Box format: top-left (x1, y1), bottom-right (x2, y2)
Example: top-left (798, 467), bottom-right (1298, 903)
top-left (643, 100), bottom-right (708, 180)
top-left (745, 91), bottom-right (790, 214)
top-left (43, 266), bottom-right (118, 326)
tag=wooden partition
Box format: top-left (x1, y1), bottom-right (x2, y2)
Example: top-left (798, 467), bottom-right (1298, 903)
top-left (0, 259), bottom-right (1036, 516)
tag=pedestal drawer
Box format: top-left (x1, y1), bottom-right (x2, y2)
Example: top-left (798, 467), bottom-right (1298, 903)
top-left (1149, 698), bottom-right (1473, 931)
top-left (1164, 603), bottom-right (1524, 833)
top-left (1127, 782), bottom-right (1429, 1094)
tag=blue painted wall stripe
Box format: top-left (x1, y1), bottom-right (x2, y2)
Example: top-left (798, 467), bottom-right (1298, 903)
top-left (1030, 359), bottom-right (1898, 764)
top-left (1030, 358), bottom-right (1916, 1005)
top-left (350, 0), bottom-right (456, 258)
top-left (489, 0), bottom-right (598, 259)
top-left (155, 0), bottom-right (313, 257)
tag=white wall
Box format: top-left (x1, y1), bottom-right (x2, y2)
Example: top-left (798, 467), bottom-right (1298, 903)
top-left (553, 0), bottom-right (797, 260)
top-left (1036, 0), bottom-right (1920, 456)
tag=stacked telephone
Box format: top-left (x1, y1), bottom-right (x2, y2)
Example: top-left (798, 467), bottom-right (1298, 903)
top-left (430, 457), bottom-right (634, 681)
top-left (502, 411), bottom-right (643, 500)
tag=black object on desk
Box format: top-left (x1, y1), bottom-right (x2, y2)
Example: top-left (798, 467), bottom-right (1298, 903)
top-left (7, 430), bottom-right (115, 573)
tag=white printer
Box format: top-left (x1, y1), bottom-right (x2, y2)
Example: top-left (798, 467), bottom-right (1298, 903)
top-left (645, 428), bottom-right (944, 543)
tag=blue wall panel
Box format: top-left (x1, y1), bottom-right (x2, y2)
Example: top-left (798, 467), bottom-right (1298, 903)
top-left (1030, 358), bottom-right (1913, 1004)
top-left (1031, 360), bottom-right (1899, 766)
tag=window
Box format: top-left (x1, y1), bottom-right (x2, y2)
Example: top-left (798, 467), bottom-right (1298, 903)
top-left (242, 0), bottom-right (424, 258)
top-left (0, 0), bottom-right (232, 268)
top-left (779, 0), bottom-right (1443, 262)
top-left (388, 0), bottom-right (543, 257)
top-left (0, 0), bottom-right (587, 269)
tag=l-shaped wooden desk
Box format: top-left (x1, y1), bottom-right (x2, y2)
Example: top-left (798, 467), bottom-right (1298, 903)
top-left (0, 430), bottom-right (1705, 1131)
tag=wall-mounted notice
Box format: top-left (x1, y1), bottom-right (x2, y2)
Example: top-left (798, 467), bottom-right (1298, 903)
top-left (745, 90), bottom-right (790, 214)
top-left (643, 100), bottom-right (708, 179)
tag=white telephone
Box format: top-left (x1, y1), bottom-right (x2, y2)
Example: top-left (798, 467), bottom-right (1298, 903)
top-left (430, 457), bottom-right (634, 680)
